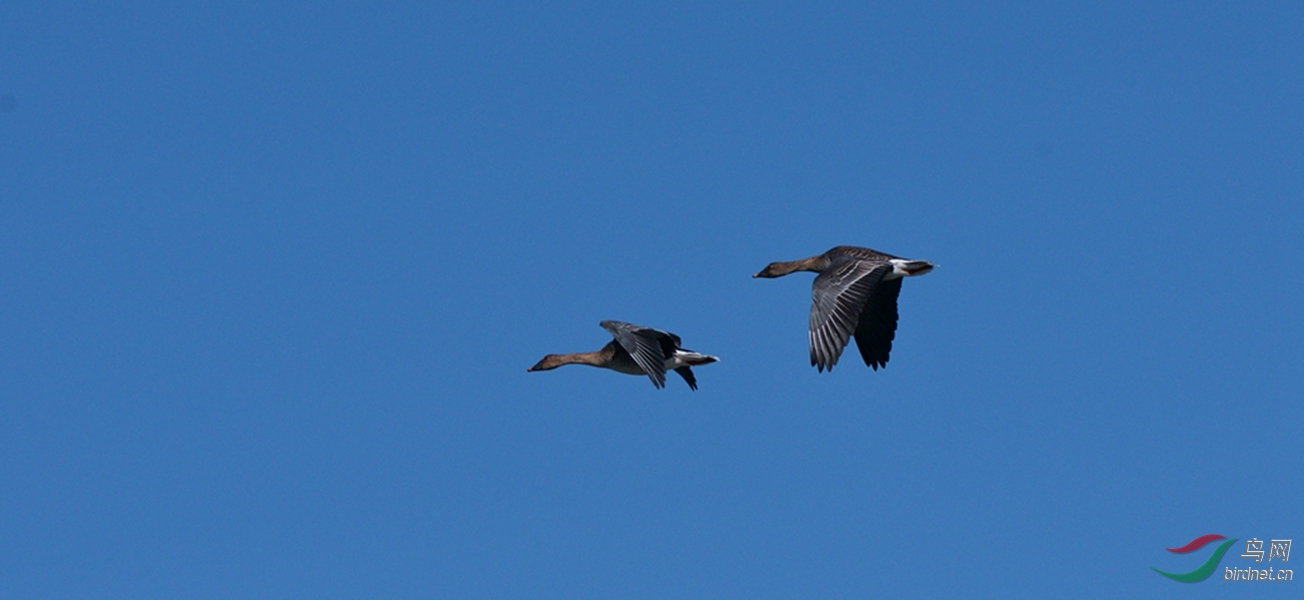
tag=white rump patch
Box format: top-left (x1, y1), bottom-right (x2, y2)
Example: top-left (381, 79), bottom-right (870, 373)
top-left (887, 258), bottom-right (934, 280)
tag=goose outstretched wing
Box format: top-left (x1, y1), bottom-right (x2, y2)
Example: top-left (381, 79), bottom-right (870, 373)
top-left (852, 276), bottom-right (902, 370)
top-left (808, 261), bottom-right (891, 372)
top-left (600, 320), bottom-right (670, 388)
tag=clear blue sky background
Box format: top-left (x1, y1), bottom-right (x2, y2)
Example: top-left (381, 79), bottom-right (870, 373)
top-left (2, 2), bottom-right (1300, 598)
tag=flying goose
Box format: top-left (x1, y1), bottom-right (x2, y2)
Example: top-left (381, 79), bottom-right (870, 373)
top-left (754, 245), bottom-right (934, 372)
top-left (527, 321), bottom-right (719, 390)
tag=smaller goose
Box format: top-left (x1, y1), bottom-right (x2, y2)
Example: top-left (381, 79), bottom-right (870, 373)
top-left (528, 320), bottom-right (719, 390)
top-left (754, 245), bottom-right (934, 372)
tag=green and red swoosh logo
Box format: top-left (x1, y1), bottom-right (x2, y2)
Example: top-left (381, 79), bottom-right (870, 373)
top-left (1152, 534), bottom-right (1238, 583)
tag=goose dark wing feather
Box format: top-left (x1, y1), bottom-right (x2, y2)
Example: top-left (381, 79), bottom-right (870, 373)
top-left (827, 245), bottom-right (898, 263)
top-left (656, 334), bottom-right (680, 360)
top-left (600, 320), bottom-right (669, 388)
top-left (808, 262), bottom-right (891, 372)
top-left (853, 276), bottom-right (902, 370)
top-left (673, 367), bottom-right (698, 391)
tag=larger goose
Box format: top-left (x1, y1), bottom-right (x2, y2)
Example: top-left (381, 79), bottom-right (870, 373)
top-left (754, 246), bottom-right (934, 372)
top-left (527, 321), bottom-right (719, 390)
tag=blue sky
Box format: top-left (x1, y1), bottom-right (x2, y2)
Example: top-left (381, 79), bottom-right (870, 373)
top-left (2, 2), bottom-right (1301, 597)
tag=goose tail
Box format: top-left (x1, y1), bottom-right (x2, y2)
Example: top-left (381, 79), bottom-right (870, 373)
top-left (888, 259), bottom-right (935, 278)
top-left (670, 350), bottom-right (719, 367)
